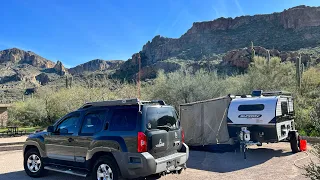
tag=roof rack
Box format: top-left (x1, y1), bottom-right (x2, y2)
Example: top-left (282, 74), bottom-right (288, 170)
top-left (230, 94), bottom-right (252, 99)
top-left (140, 100), bottom-right (166, 105)
top-left (80, 98), bottom-right (166, 109)
top-left (262, 91), bottom-right (292, 96)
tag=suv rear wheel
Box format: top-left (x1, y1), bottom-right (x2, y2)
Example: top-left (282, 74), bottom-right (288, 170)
top-left (92, 156), bottom-right (120, 180)
top-left (24, 148), bottom-right (47, 177)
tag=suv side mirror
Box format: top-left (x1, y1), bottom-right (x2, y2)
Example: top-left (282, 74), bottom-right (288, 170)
top-left (59, 128), bottom-right (68, 134)
top-left (47, 126), bottom-right (54, 133)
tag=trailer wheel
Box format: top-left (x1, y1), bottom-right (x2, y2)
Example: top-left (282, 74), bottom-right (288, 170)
top-left (289, 131), bottom-right (300, 153)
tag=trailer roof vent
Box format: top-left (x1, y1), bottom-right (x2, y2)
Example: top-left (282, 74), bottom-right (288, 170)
top-left (251, 90), bottom-right (263, 97)
top-left (240, 95), bottom-right (247, 98)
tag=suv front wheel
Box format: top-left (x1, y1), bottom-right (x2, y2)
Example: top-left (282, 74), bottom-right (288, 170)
top-left (24, 148), bottom-right (47, 177)
top-left (92, 156), bottom-right (120, 180)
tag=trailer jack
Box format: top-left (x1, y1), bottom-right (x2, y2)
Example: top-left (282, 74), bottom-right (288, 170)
top-left (239, 127), bottom-right (261, 159)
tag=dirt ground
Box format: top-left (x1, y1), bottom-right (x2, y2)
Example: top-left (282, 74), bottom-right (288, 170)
top-left (0, 135), bottom-right (27, 143)
top-left (0, 142), bottom-right (315, 180)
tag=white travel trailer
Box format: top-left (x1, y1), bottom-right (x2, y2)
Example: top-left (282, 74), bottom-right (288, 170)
top-left (227, 90), bottom-right (300, 153)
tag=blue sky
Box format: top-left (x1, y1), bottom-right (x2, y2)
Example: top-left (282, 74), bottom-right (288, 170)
top-left (1, 0), bottom-right (320, 68)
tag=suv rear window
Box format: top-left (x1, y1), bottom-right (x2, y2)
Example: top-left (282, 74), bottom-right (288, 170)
top-left (238, 104), bottom-right (264, 111)
top-left (146, 107), bottom-right (178, 130)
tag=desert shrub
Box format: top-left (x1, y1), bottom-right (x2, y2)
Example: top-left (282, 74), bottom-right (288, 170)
top-left (310, 102), bottom-right (320, 136)
top-left (305, 144), bottom-right (320, 180)
top-left (240, 56), bottom-right (296, 93)
top-left (301, 68), bottom-right (320, 95)
top-left (143, 70), bottom-right (229, 108)
top-left (8, 82), bottom-right (137, 127)
top-left (8, 98), bottom-right (46, 126)
top-left (295, 67), bottom-right (320, 136)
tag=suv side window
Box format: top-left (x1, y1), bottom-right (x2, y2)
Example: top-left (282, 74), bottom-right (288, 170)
top-left (56, 114), bottom-right (80, 135)
top-left (80, 111), bottom-right (106, 135)
top-left (109, 108), bottom-right (137, 131)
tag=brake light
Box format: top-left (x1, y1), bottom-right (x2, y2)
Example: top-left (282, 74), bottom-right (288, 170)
top-left (181, 129), bottom-right (185, 143)
top-left (137, 132), bottom-right (147, 152)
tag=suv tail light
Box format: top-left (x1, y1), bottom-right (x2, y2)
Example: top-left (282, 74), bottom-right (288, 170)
top-left (137, 132), bottom-right (147, 152)
top-left (181, 129), bottom-right (185, 143)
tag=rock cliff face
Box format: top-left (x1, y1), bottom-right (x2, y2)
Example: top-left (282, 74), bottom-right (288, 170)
top-left (115, 5), bottom-right (320, 79)
top-left (140, 5), bottom-right (320, 63)
top-left (35, 73), bottom-right (50, 85)
top-left (222, 46), bottom-right (281, 69)
top-left (222, 46), bottom-right (313, 69)
top-left (53, 61), bottom-right (67, 76)
top-left (187, 6), bottom-right (320, 33)
top-left (68, 59), bottom-right (123, 75)
top-left (0, 48), bottom-right (55, 68)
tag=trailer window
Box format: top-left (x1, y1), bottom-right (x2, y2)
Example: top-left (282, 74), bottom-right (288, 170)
top-left (281, 101), bottom-right (288, 115)
top-left (238, 104), bottom-right (264, 111)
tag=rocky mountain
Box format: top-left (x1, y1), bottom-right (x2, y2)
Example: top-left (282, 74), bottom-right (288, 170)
top-left (53, 61), bottom-right (68, 76)
top-left (115, 5), bottom-right (320, 79)
top-left (68, 59), bottom-right (123, 75)
top-left (148, 5), bottom-right (320, 61)
top-left (0, 48), bottom-right (124, 102)
top-left (0, 48), bottom-right (55, 68)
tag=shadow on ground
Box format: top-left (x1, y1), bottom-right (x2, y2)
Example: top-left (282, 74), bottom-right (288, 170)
top-left (187, 147), bottom-right (292, 173)
top-left (0, 171), bottom-right (87, 180)
top-left (0, 171), bottom-right (161, 180)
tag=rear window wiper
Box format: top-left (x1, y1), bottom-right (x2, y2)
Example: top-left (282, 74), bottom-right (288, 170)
top-left (157, 125), bottom-right (173, 131)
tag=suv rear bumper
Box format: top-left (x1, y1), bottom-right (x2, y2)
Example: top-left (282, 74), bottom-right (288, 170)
top-left (113, 143), bottom-right (189, 179)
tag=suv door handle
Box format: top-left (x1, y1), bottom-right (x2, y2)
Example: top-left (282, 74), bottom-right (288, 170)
top-left (68, 138), bottom-right (74, 142)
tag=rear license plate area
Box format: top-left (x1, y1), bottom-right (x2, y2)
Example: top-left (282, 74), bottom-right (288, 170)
top-left (166, 160), bottom-right (176, 168)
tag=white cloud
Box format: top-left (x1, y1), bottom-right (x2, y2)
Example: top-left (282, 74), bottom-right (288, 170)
top-left (212, 0), bottom-right (228, 19)
top-left (234, 0), bottom-right (245, 15)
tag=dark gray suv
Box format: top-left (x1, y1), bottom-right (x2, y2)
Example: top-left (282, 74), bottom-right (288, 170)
top-left (23, 98), bottom-right (189, 180)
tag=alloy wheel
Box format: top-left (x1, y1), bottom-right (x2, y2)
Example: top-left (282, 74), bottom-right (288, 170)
top-left (27, 154), bottom-right (41, 173)
top-left (97, 164), bottom-right (113, 180)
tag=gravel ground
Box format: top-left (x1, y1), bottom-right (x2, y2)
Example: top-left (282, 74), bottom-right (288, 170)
top-left (0, 142), bottom-right (314, 180)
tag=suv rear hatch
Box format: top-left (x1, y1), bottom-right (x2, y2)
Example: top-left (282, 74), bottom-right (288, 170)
top-left (143, 106), bottom-right (183, 158)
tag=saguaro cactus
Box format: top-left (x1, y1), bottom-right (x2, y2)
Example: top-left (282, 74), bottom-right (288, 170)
top-left (307, 59), bottom-right (311, 69)
top-left (251, 41), bottom-right (255, 60)
top-left (65, 76), bottom-right (69, 88)
top-left (267, 50), bottom-right (270, 64)
top-left (296, 54), bottom-right (302, 90)
top-left (69, 76), bottom-right (73, 88)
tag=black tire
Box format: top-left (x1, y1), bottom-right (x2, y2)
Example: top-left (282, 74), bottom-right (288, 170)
top-left (24, 148), bottom-right (47, 178)
top-left (92, 156), bottom-right (120, 180)
top-left (290, 131), bottom-right (300, 153)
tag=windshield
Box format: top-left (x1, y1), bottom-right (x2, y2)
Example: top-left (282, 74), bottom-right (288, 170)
top-left (146, 106), bottom-right (178, 130)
